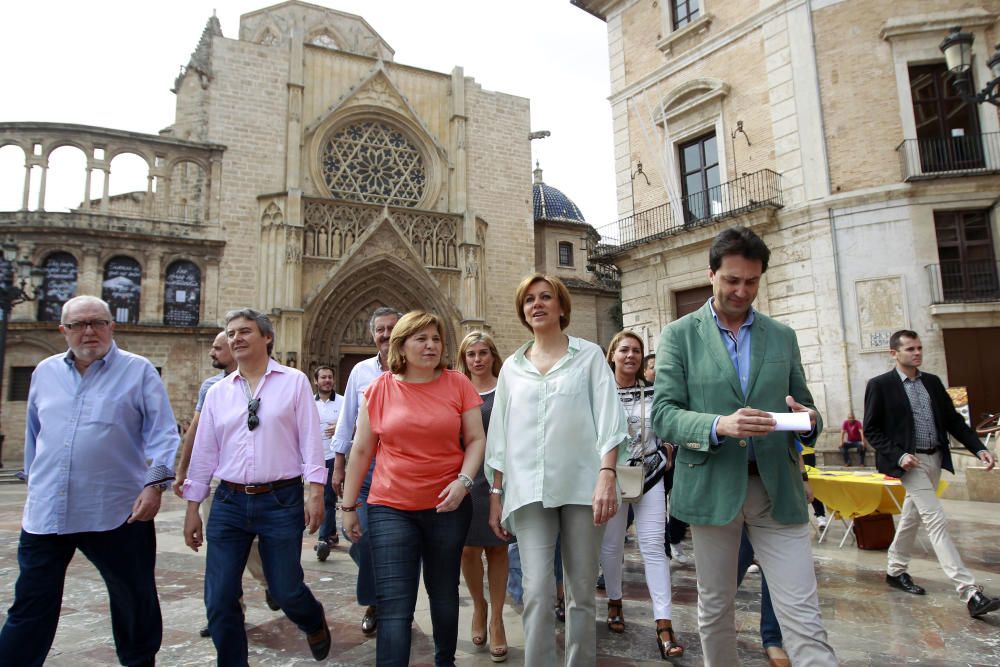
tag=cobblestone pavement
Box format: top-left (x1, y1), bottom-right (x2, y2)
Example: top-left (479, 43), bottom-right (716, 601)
top-left (0, 484), bottom-right (998, 665)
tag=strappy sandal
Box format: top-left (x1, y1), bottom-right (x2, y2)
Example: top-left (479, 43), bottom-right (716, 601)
top-left (656, 619), bottom-right (684, 659)
top-left (607, 598), bottom-right (625, 634)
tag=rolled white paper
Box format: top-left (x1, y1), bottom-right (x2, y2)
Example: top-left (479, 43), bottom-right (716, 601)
top-left (767, 411), bottom-right (811, 432)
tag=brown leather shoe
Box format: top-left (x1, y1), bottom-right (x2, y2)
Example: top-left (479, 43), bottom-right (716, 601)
top-left (306, 615), bottom-right (331, 661)
top-left (765, 645), bottom-right (791, 667)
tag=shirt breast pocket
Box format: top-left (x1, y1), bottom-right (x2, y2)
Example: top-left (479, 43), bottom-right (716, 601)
top-left (93, 396), bottom-right (135, 426)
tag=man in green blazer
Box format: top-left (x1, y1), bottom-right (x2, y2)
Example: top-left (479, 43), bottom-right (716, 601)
top-left (652, 227), bottom-right (837, 667)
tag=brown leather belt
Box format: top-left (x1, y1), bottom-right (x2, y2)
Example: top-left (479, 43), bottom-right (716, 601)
top-left (748, 461), bottom-right (760, 476)
top-left (221, 477), bottom-right (301, 495)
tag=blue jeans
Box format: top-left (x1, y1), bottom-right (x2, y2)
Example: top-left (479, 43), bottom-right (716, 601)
top-left (319, 459), bottom-right (338, 541)
top-left (367, 497), bottom-right (472, 667)
top-left (737, 526), bottom-right (782, 649)
top-left (0, 520), bottom-right (161, 667)
top-left (842, 441), bottom-right (865, 466)
top-left (205, 482), bottom-right (325, 666)
top-left (347, 459), bottom-right (377, 606)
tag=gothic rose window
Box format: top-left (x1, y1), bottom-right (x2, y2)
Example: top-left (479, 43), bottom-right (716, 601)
top-left (321, 121), bottom-right (427, 207)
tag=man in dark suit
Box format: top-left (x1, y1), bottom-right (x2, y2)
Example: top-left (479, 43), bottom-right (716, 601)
top-left (863, 330), bottom-right (998, 618)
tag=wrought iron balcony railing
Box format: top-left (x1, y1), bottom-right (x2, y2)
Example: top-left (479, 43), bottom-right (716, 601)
top-left (589, 169), bottom-right (782, 261)
top-left (896, 132), bottom-right (1000, 181)
top-left (926, 260), bottom-right (1000, 304)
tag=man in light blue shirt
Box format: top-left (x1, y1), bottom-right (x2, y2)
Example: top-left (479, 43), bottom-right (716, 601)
top-left (330, 305), bottom-right (400, 637)
top-left (0, 295), bottom-right (179, 667)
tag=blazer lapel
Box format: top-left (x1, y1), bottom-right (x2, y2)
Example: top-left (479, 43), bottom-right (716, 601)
top-left (694, 303), bottom-right (743, 400)
top-left (744, 314), bottom-right (767, 399)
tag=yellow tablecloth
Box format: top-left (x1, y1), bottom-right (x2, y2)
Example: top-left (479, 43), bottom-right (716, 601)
top-left (805, 467), bottom-right (948, 520)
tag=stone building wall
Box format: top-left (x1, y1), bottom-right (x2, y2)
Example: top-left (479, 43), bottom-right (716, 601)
top-left (576, 0), bottom-right (1000, 454)
top-left (464, 82), bottom-right (535, 356)
top-left (0, 3), bottom-right (555, 465)
top-left (198, 37), bottom-right (290, 313)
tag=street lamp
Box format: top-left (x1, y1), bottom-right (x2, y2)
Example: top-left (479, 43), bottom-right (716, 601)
top-left (940, 26), bottom-right (1000, 106)
top-left (0, 240), bottom-right (45, 468)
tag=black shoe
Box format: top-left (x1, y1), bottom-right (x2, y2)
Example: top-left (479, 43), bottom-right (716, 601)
top-left (265, 589), bottom-right (281, 611)
top-left (596, 573), bottom-right (605, 590)
top-left (968, 591), bottom-right (1000, 618)
top-left (886, 573), bottom-right (925, 595)
top-left (315, 540), bottom-right (331, 562)
top-left (199, 625), bottom-right (210, 638)
top-left (307, 615), bottom-right (331, 661)
top-left (361, 605), bottom-right (378, 636)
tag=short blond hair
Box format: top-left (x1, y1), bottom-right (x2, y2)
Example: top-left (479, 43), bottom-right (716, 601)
top-left (387, 310), bottom-right (449, 374)
top-left (606, 330), bottom-right (644, 372)
top-left (514, 274), bottom-right (572, 331)
top-left (457, 331), bottom-right (502, 378)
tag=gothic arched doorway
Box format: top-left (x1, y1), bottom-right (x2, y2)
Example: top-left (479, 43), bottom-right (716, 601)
top-left (304, 254), bottom-right (463, 384)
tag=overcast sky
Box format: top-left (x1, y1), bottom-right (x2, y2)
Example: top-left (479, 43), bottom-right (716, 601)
top-left (0, 0), bottom-right (617, 228)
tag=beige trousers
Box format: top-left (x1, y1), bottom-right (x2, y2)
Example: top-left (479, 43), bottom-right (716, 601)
top-left (509, 502), bottom-right (604, 667)
top-left (887, 451), bottom-right (977, 600)
top-left (690, 476), bottom-right (838, 667)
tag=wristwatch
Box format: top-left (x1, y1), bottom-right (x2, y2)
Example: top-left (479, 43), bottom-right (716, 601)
top-left (150, 481), bottom-right (169, 492)
top-left (457, 473), bottom-right (474, 491)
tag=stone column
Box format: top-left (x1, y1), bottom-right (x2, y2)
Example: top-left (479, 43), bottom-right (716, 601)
top-left (36, 161), bottom-right (48, 211)
top-left (79, 245), bottom-right (102, 296)
top-left (141, 250), bottom-right (162, 324)
top-left (83, 161), bottom-right (93, 209)
top-left (144, 174), bottom-right (155, 217)
top-left (203, 257), bottom-right (220, 325)
top-left (100, 166), bottom-right (111, 212)
top-left (21, 160), bottom-right (31, 211)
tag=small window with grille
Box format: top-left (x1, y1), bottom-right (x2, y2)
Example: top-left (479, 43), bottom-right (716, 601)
top-left (558, 241), bottom-right (574, 267)
top-left (9, 367), bottom-right (34, 401)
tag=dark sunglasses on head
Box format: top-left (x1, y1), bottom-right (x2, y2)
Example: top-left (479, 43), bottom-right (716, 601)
top-left (247, 398), bottom-right (260, 431)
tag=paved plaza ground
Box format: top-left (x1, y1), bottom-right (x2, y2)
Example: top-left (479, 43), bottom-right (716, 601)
top-left (0, 482), bottom-right (998, 666)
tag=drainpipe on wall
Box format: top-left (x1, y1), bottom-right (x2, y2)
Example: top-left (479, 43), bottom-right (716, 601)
top-left (829, 207), bottom-right (854, 413)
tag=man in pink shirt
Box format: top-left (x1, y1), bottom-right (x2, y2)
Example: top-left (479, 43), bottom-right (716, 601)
top-left (182, 308), bottom-right (330, 663)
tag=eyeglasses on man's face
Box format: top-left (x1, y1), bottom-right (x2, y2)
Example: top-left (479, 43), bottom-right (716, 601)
top-left (63, 319), bottom-right (112, 332)
top-left (247, 398), bottom-right (261, 431)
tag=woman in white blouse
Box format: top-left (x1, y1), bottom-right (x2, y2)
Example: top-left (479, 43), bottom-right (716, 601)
top-left (598, 330), bottom-right (683, 659)
top-left (485, 274), bottom-right (629, 666)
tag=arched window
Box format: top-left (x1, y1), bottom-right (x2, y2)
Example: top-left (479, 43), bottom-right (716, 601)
top-left (102, 256), bottom-right (142, 324)
top-left (320, 121), bottom-right (427, 207)
top-left (163, 260), bottom-right (201, 326)
top-left (37, 252), bottom-right (78, 322)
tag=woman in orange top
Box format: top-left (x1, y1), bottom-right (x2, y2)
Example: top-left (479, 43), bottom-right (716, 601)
top-left (342, 311), bottom-right (486, 667)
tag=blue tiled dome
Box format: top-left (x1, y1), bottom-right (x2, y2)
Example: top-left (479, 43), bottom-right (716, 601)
top-left (532, 163), bottom-right (586, 225)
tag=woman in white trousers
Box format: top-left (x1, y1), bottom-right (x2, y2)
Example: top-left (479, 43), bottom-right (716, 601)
top-left (599, 330), bottom-right (683, 660)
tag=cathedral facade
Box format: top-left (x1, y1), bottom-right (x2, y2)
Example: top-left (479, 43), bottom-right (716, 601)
top-left (0, 2), bottom-right (618, 465)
